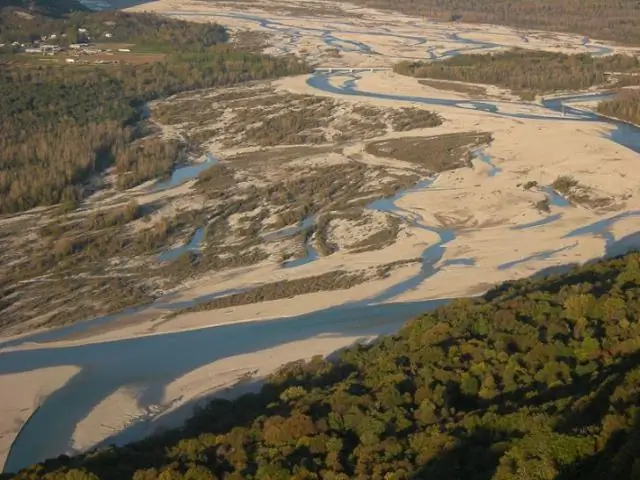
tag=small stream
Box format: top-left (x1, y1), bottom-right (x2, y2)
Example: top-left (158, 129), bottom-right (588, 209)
top-left (152, 153), bottom-right (218, 192)
top-left (157, 227), bottom-right (205, 263)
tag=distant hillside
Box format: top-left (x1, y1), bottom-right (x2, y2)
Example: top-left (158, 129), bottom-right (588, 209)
top-left (0, 0), bottom-right (88, 17)
top-left (347, 0), bottom-right (640, 46)
top-left (6, 250), bottom-right (640, 479)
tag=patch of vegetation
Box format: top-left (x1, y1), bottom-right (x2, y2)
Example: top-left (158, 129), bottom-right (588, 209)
top-left (597, 89), bottom-right (640, 125)
top-left (13, 251), bottom-right (640, 478)
top-left (350, 216), bottom-right (402, 253)
top-left (521, 180), bottom-right (539, 190)
top-left (395, 51), bottom-right (640, 100)
top-left (194, 164), bottom-right (237, 196)
top-left (375, 257), bottom-right (422, 277)
top-left (552, 175), bottom-right (580, 195)
top-left (226, 146), bottom-right (341, 169)
top-left (419, 78), bottom-right (488, 97)
top-left (166, 270), bottom-right (371, 316)
top-left (231, 30), bottom-right (271, 53)
top-left (552, 175), bottom-right (613, 209)
top-left (387, 107), bottom-right (442, 131)
top-left (365, 132), bottom-right (492, 171)
top-left (535, 198), bottom-right (551, 213)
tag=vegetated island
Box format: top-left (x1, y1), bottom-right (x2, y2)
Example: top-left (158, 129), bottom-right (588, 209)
top-left (597, 89), bottom-right (640, 126)
top-left (394, 50), bottom-right (640, 100)
top-left (4, 251), bottom-right (640, 479)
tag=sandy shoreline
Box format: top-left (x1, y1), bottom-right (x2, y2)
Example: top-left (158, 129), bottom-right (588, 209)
top-left (2, 0), bottom-right (640, 472)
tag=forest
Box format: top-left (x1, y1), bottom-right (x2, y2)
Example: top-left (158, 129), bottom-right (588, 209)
top-left (6, 250), bottom-right (640, 479)
top-left (347, 0), bottom-right (640, 45)
top-left (394, 50), bottom-right (640, 100)
top-left (597, 89), bottom-right (640, 126)
top-left (0, 6), bottom-right (227, 49)
top-left (0, 8), bottom-right (308, 213)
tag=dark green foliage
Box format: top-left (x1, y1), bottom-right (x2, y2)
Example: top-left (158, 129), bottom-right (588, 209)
top-left (10, 251), bottom-right (640, 479)
top-left (598, 90), bottom-right (640, 125)
top-left (395, 50), bottom-right (640, 99)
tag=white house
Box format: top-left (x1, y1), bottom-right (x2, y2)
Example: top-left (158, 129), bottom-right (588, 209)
top-left (104, 32), bottom-right (113, 38)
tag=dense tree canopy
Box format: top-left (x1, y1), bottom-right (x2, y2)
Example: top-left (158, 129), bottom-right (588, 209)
top-left (0, 8), bottom-right (309, 214)
top-left (598, 90), bottom-right (640, 126)
top-left (7, 251), bottom-right (640, 479)
top-left (395, 50), bottom-right (640, 100)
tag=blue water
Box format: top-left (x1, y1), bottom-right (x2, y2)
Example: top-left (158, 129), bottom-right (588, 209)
top-left (512, 213), bottom-right (563, 231)
top-left (152, 154), bottom-right (218, 192)
top-left (157, 227), bottom-right (205, 263)
top-left (264, 215), bottom-right (315, 242)
top-left (473, 148), bottom-right (501, 177)
top-left (541, 186), bottom-right (571, 207)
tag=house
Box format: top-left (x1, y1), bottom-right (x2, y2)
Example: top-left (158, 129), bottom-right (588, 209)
top-left (117, 48), bottom-right (131, 52)
top-left (104, 32), bottom-right (113, 38)
top-left (65, 58), bottom-right (76, 63)
top-left (78, 28), bottom-right (88, 33)
top-left (24, 47), bottom-right (41, 53)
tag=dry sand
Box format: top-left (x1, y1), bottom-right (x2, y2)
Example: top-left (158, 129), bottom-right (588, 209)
top-left (2, 0), bottom-right (640, 472)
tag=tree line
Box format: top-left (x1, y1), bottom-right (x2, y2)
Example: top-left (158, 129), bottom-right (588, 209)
top-left (6, 251), bottom-right (640, 479)
top-left (1, 2), bottom-right (227, 48)
top-left (0, 12), bottom-right (309, 214)
top-left (394, 50), bottom-right (640, 100)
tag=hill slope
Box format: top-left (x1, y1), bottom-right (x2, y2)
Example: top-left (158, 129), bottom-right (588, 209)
top-left (6, 251), bottom-right (640, 479)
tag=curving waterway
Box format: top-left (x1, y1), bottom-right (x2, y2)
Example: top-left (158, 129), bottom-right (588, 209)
top-left (1, 15), bottom-right (639, 473)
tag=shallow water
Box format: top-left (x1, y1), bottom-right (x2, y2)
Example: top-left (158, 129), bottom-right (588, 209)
top-left (152, 154), bottom-right (218, 192)
top-left (157, 227), bottom-right (205, 263)
top-left (473, 148), bottom-right (501, 177)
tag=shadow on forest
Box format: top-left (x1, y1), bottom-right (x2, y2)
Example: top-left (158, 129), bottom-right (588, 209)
top-left (410, 352), bottom-right (640, 479)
